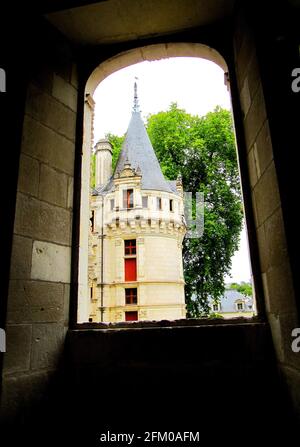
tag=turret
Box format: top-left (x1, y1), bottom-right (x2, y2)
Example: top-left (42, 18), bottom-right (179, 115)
top-left (89, 80), bottom-right (186, 323)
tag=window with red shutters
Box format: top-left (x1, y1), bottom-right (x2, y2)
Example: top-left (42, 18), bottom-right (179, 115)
top-left (125, 258), bottom-right (137, 281)
top-left (125, 288), bottom-right (137, 305)
top-left (125, 311), bottom-right (138, 321)
top-left (125, 239), bottom-right (136, 255)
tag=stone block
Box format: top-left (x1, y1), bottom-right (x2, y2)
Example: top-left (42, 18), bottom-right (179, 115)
top-left (53, 47), bottom-right (73, 82)
top-left (31, 240), bottom-right (71, 283)
top-left (17, 153), bottom-right (39, 197)
top-left (39, 164), bottom-right (68, 208)
top-left (67, 176), bottom-right (74, 209)
top-left (141, 44), bottom-right (168, 61)
top-left (240, 77), bottom-right (251, 117)
top-left (268, 313), bottom-right (284, 362)
top-left (256, 224), bottom-right (268, 273)
top-left (22, 115), bottom-right (75, 175)
top-left (255, 119), bottom-right (273, 176)
top-left (64, 283), bottom-right (70, 326)
top-left (247, 52), bottom-right (260, 101)
top-left (52, 74), bottom-right (78, 112)
top-left (3, 324), bottom-right (32, 374)
top-left (9, 235), bottom-right (33, 280)
top-left (265, 263), bottom-right (296, 315)
top-left (244, 85), bottom-right (267, 150)
top-left (264, 207), bottom-right (289, 269)
top-left (71, 63), bottom-right (79, 88)
top-left (7, 279), bottom-right (64, 324)
top-left (251, 190), bottom-right (259, 229)
top-left (31, 323), bottom-right (65, 370)
top-left (235, 26), bottom-right (255, 88)
top-left (32, 65), bottom-right (53, 94)
top-left (14, 193), bottom-right (72, 245)
top-left (247, 148), bottom-right (258, 188)
top-left (253, 162), bottom-right (280, 226)
top-left (25, 83), bottom-right (76, 141)
top-left (253, 143), bottom-right (261, 179)
top-left (14, 193), bottom-right (41, 239)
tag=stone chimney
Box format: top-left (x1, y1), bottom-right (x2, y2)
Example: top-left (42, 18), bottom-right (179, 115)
top-left (94, 139), bottom-right (113, 186)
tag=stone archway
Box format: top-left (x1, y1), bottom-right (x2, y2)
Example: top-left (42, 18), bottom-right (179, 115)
top-left (78, 43), bottom-right (229, 322)
top-left (86, 43), bottom-right (228, 96)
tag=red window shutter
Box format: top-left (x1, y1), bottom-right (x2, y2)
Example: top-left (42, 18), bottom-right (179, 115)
top-left (125, 311), bottom-right (138, 321)
top-left (125, 258), bottom-right (137, 281)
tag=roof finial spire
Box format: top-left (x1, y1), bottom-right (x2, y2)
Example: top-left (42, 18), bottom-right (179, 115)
top-left (133, 77), bottom-right (140, 113)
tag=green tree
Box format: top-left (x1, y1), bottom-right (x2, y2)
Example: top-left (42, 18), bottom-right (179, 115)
top-left (147, 104), bottom-right (243, 317)
top-left (106, 133), bottom-right (125, 171)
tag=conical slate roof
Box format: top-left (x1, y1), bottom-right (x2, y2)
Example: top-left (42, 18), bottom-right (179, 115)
top-left (114, 110), bottom-right (173, 192)
top-left (95, 82), bottom-right (174, 195)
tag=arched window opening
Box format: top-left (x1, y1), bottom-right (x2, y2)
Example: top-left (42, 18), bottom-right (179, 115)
top-left (78, 45), bottom-right (256, 325)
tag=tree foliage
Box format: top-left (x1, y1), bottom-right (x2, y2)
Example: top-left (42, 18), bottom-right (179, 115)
top-left (229, 282), bottom-right (253, 297)
top-left (147, 104), bottom-right (243, 317)
top-left (106, 133), bottom-right (125, 171)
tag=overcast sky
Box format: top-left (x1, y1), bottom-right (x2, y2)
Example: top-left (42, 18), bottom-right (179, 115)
top-left (93, 57), bottom-right (252, 284)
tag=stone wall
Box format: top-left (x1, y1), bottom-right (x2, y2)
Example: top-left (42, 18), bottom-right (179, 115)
top-left (1, 30), bottom-right (78, 422)
top-left (233, 9), bottom-right (300, 415)
top-left (1, 1), bottom-right (299, 430)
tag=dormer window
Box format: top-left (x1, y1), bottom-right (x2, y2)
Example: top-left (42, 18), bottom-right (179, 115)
top-left (212, 303), bottom-right (220, 312)
top-left (123, 189), bottom-right (134, 209)
top-left (236, 301), bottom-right (245, 311)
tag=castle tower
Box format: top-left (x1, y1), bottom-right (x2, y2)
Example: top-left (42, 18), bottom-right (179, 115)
top-left (89, 82), bottom-right (186, 322)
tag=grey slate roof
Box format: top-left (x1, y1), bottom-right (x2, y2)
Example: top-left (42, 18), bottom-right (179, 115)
top-left (208, 290), bottom-right (253, 313)
top-left (167, 180), bottom-right (179, 194)
top-left (116, 111), bottom-right (174, 192)
top-left (96, 111), bottom-right (174, 195)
